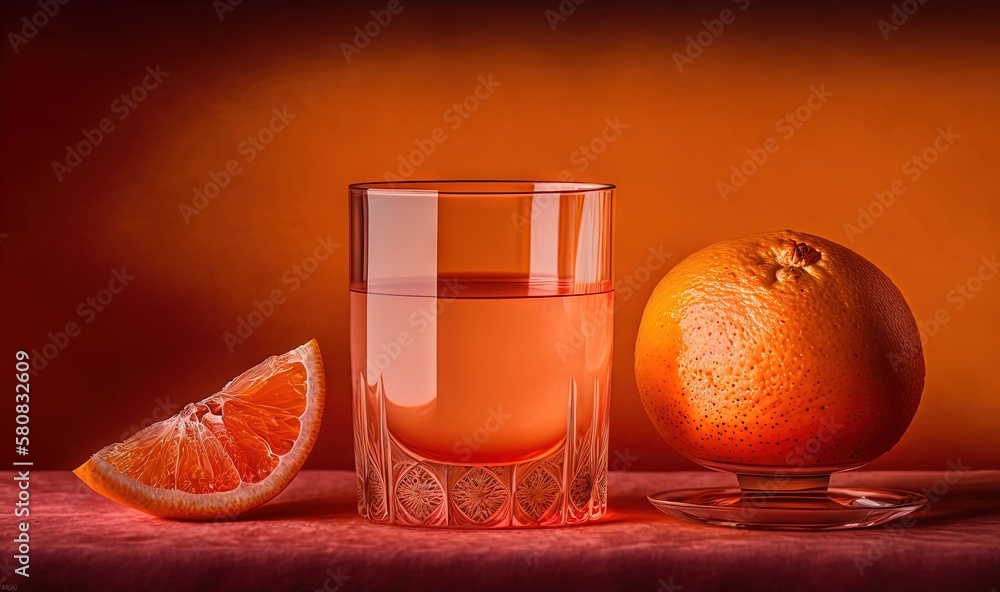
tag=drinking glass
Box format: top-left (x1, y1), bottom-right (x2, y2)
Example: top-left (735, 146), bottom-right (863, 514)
top-left (350, 180), bottom-right (614, 527)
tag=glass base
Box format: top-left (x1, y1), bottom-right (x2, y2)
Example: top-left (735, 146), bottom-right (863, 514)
top-left (354, 375), bottom-right (609, 528)
top-left (648, 473), bottom-right (926, 530)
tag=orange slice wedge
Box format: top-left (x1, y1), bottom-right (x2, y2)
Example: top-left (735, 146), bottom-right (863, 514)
top-left (74, 340), bottom-right (325, 519)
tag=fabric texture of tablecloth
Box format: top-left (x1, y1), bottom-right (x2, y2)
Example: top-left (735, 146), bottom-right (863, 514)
top-left (2, 470), bottom-right (998, 592)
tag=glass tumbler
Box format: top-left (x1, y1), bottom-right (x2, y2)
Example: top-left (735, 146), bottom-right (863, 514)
top-left (350, 180), bottom-right (614, 527)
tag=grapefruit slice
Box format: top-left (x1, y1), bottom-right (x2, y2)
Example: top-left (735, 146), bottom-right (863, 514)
top-left (74, 340), bottom-right (325, 519)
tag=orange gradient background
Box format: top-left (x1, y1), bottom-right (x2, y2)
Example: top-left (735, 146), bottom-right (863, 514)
top-left (2, 1), bottom-right (998, 473)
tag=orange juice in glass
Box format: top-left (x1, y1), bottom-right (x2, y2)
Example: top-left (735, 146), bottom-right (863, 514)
top-left (349, 181), bottom-right (614, 527)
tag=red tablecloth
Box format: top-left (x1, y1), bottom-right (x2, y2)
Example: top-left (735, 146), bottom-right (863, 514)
top-left (2, 470), bottom-right (998, 591)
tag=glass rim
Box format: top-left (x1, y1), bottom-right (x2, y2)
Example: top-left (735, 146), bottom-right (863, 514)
top-left (348, 179), bottom-right (615, 195)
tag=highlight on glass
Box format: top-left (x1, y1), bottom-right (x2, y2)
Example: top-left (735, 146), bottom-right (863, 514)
top-left (350, 180), bottom-right (614, 527)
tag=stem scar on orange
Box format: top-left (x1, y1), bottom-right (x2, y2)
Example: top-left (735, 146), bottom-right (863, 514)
top-left (74, 340), bottom-right (325, 519)
top-left (634, 231), bottom-right (924, 471)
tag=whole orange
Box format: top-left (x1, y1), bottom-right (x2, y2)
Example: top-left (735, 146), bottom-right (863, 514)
top-left (634, 230), bottom-right (924, 471)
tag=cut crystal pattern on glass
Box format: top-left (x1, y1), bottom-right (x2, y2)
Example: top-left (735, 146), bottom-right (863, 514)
top-left (365, 466), bottom-right (386, 518)
top-left (516, 466), bottom-right (560, 520)
top-left (356, 475), bottom-right (365, 513)
top-left (353, 371), bottom-right (609, 528)
top-left (597, 466), bottom-right (608, 507)
top-left (571, 465), bottom-right (592, 510)
top-left (452, 467), bottom-right (507, 523)
top-left (395, 465), bottom-right (444, 522)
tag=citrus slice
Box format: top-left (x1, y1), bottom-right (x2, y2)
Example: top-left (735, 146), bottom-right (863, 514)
top-left (74, 339), bottom-right (325, 519)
